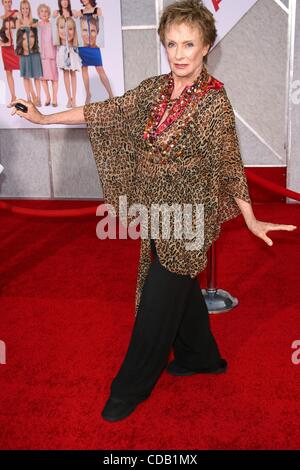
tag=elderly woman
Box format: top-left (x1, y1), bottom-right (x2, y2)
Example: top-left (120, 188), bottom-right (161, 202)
top-left (11, 0), bottom-right (296, 423)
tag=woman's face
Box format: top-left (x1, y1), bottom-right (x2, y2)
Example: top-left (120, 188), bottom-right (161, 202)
top-left (164, 22), bottom-right (210, 81)
top-left (39, 7), bottom-right (50, 21)
top-left (81, 0), bottom-right (91, 7)
top-left (58, 20), bottom-right (66, 40)
top-left (29, 30), bottom-right (35, 50)
top-left (21, 3), bottom-right (30, 18)
top-left (4, 20), bottom-right (14, 38)
top-left (3, 0), bottom-right (12, 11)
top-left (80, 19), bottom-right (89, 44)
top-left (81, 20), bottom-right (97, 46)
top-left (67, 22), bottom-right (75, 42)
top-left (22, 31), bottom-right (28, 52)
top-left (61, 0), bottom-right (69, 9)
top-left (89, 24), bottom-right (97, 46)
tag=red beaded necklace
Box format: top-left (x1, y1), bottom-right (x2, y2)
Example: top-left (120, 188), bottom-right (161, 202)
top-left (142, 68), bottom-right (224, 162)
top-left (143, 66), bottom-right (221, 147)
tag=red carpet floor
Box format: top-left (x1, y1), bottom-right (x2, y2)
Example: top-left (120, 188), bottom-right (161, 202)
top-left (0, 200), bottom-right (300, 450)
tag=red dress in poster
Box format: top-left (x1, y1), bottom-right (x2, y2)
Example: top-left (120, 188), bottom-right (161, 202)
top-left (0, 9), bottom-right (20, 71)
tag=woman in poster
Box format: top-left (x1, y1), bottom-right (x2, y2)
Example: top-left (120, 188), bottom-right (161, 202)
top-left (55, 14), bottom-right (81, 107)
top-left (76, 0), bottom-right (113, 103)
top-left (16, 0), bottom-right (43, 106)
top-left (15, 26), bottom-right (43, 104)
top-left (36, 3), bottom-right (58, 107)
top-left (0, 0), bottom-right (19, 107)
top-left (53, 0), bottom-right (77, 19)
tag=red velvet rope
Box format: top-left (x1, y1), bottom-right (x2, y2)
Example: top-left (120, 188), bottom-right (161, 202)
top-left (0, 200), bottom-right (99, 217)
top-left (246, 170), bottom-right (300, 201)
top-left (0, 170), bottom-right (299, 218)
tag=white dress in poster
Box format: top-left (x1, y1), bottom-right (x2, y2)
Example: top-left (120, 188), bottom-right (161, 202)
top-left (0, 0), bottom-right (124, 128)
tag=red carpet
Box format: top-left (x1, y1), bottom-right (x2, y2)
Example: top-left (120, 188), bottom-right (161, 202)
top-left (0, 200), bottom-right (300, 450)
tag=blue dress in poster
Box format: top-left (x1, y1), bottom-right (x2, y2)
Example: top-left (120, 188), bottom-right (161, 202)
top-left (78, 8), bottom-right (102, 67)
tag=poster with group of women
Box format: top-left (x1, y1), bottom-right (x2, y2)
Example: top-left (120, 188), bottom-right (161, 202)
top-left (0, 0), bottom-right (124, 128)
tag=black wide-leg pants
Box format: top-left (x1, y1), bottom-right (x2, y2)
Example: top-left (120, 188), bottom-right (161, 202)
top-left (110, 239), bottom-right (223, 405)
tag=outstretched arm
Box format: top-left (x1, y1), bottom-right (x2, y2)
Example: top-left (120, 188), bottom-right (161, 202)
top-left (10, 99), bottom-right (85, 124)
top-left (10, 76), bottom-right (157, 128)
top-left (235, 196), bottom-right (297, 246)
top-left (212, 88), bottom-right (297, 245)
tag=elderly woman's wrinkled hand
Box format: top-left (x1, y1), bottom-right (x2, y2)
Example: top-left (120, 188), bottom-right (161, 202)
top-left (10, 99), bottom-right (44, 125)
top-left (246, 219), bottom-right (297, 246)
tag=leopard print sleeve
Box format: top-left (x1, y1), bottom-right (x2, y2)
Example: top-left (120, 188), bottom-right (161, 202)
top-left (211, 87), bottom-right (251, 205)
top-left (82, 76), bottom-right (158, 219)
top-left (83, 77), bottom-right (156, 136)
top-left (83, 89), bottom-right (137, 136)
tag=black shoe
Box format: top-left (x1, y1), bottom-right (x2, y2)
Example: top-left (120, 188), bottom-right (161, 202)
top-left (166, 358), bottom-right (228, 376)
top-left (101, 396), bottom-right (139, 422)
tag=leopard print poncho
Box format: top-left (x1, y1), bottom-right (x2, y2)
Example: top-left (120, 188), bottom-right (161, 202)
top-left (83, 65), bottom-right (251, 317)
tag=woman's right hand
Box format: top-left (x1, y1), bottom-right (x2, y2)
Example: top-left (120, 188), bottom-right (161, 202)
top-left (10, 99), bottom-right (45, 125)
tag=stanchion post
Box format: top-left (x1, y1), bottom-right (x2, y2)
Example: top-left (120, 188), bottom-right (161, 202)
top-left (201, 241), bottom-right (239, 314)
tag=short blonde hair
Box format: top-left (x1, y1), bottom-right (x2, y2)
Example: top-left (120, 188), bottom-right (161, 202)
top-left (158, 0), bottom-right (217, 62)
top-left (37, 4), bottom-right (51, 18)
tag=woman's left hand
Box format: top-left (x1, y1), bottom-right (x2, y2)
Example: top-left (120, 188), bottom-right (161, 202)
top-left (246, 219), bottom-right (297, 246)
